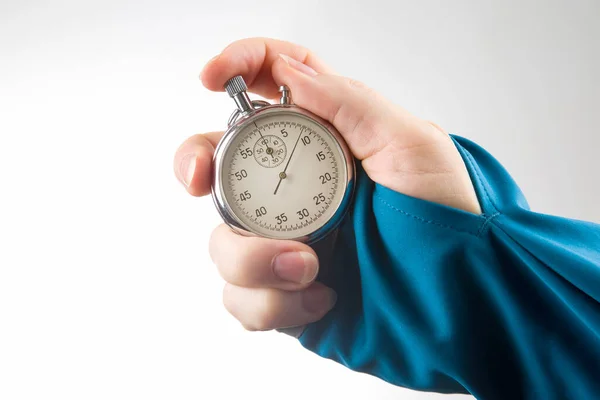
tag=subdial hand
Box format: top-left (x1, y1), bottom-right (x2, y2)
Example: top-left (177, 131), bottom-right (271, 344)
top-left (255, 122), bottom-right (274, 159)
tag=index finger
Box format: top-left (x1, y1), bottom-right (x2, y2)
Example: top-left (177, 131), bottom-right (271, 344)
top-left (200, 37), bottom-right (335, 100)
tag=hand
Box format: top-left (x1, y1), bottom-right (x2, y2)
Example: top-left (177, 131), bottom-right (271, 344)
top-left (173, 37), bottom-right (481, 334)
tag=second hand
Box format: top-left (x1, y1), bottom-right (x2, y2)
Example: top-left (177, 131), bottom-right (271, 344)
top-left (274, 128), bottom-right (303, 195)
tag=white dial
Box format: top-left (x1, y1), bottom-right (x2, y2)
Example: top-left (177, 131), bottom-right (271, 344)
top-left (218, 111), bottom-right (349, 240)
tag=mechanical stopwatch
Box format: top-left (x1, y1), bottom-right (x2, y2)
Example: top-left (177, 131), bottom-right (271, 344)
top-left (211, 75), bottom-right (355, 245)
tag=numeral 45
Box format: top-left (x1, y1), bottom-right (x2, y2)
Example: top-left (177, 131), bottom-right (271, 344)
top-left (239, 190), bottom-right (251, 201)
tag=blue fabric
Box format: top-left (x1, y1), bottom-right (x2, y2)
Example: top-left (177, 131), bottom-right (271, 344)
top-left (299, 135), bottom-right (600, 399)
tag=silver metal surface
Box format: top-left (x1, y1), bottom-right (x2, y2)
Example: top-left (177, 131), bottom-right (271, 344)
top-left (224, 75), bottom-right (247, 97)
top-left (227, 100), bottom-right (271, 127)
top-left (212, 80), bottom-right (355, 245)
top-left (225, 76), bottom-right (253, 113)
top-left (279, 85), bottom-right (291, 105)
top-left (227, 109), bottom-right (241, 128)
top-left (232, 92), bottom-right (253, 113)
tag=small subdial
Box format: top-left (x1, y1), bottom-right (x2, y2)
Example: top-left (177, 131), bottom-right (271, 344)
top-left (253, 135), bottom-right (287, 168)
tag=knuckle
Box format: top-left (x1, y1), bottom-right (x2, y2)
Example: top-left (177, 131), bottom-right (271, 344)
top-left (225, 242), bottom-right (258, 285)
top-left (222, 286), bottom-right (286, 332)
top-left (345, 77), bottom-right (374, 95)
top-left (207, 227), bottom-right (221, 264)
top-left (209, 227), bottom-right (255, 285)
top-left (244, 291), bottom-right (283, 332)
top-left (241, 319), bottom-right (269, 332)
top-left (218, 263), bottom-right (242, 286)
top-left (329, 77), bottom-right (378, 130)
top-left (221, 283), bottom-right (237, 316)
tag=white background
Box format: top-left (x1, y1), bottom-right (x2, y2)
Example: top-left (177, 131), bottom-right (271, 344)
top-left (1, 1), bottom-right (598, 399)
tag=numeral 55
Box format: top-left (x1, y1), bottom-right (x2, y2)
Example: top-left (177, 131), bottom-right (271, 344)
top-left (240, 147), bottom-right (253, 159)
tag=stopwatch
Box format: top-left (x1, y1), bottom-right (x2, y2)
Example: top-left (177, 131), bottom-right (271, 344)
top-left (211, 75), bottom-right (355, 246)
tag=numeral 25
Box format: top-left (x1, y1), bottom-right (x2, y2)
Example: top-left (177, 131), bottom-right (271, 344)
top-left (313, 193), bottom-right (326, 205)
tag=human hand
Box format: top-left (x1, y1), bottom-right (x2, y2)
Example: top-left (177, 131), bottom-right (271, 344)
top-left (173, 37), bottom-right (481, 334)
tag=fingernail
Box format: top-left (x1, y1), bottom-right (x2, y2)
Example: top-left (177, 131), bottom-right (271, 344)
top-left (273, 251), bottom-right (318, 284)
top-left (278, 54), bottom-right (318, 77)
top-left (302, 287), bottom-right (337, 314)
top-left (178, 153), bottom-right (196, 187)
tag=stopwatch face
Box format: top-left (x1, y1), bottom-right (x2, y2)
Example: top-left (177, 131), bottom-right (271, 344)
top-left (214, 108), bottom-right (352, 241)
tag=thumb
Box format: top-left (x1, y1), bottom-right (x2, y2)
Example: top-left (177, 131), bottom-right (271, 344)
top-left (271, 54), bottom-right (443, 162)
top-left (271, 54), bottom-right (482, 214)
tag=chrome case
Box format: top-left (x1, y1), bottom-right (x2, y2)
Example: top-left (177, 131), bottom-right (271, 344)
top-left (211, 102), bottom-right (355, 245)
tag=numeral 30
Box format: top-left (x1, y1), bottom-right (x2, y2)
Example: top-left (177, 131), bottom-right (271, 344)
top-left (296, 208), bottom-right (309, 220)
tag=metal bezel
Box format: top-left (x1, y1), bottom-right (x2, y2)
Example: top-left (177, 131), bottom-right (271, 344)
top-left (210, 104), bottom-right (355, 245)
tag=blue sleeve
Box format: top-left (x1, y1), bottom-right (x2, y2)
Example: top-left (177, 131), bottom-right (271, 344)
top-left (298, 135), bottom-right (600, 400)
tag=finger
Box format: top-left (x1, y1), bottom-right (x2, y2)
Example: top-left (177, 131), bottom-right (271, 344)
top-left (173, 131), bottom-right (223, 196)
top-left (209, 224), bottom-right (319, 291)
top-left (200, 37), bottom-right (335, 100)
top-left (223, 282), bottom-right (337, 332)
top-left (271, 54), bottom-right (443, 162)
top-left (270, 54), bottom-right (467, 210)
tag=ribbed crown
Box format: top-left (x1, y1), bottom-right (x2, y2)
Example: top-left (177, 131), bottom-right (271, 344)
top-left (224, 75), bottom-right (247, 97)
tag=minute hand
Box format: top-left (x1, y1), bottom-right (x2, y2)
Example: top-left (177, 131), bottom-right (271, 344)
top-left (274, 129), bottom-right (304, 195)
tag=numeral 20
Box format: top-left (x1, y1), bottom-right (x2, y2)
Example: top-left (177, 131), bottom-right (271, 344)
top-left (319, 172), bottom-right (332, 184)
